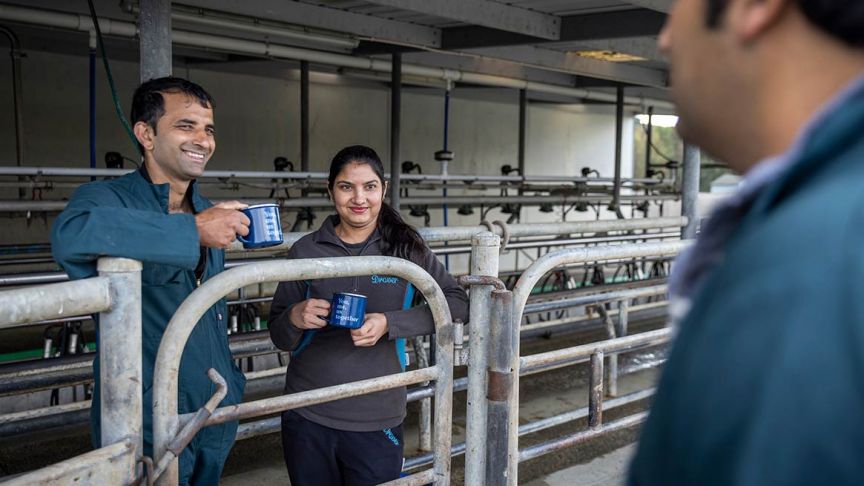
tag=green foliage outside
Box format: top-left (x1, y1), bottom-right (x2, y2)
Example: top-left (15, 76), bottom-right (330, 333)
top-left (632, 119), bottom-right (732, 192)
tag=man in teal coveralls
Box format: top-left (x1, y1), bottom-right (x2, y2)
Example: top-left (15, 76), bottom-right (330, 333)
top-left (628, 0), bottom-right (864, 485)
top-left (52, 77), bottom-right (250, 485)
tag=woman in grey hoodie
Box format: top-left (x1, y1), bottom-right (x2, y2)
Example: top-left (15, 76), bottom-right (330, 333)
top-left (269, 145), bottom-right (469, 486)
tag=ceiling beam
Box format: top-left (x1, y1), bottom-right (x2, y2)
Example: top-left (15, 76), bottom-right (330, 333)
top-left (360, 0), bottom-right (560, 40)
top-left (442, 9), bottom-right (665, 50)
top-left (626, 0), bottom-right (674, 13)
top-left (565, 37), bottom-right (663, 63)
top-left (181, 0), bottom-right (441, 47)
top-left (466, 46), bottom-right (667, 87)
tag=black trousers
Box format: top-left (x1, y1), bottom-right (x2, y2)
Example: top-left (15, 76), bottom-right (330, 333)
top-left (281, 410), bottom-right (404, 486)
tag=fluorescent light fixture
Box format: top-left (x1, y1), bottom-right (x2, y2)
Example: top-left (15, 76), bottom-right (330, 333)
top-left (636, 114), bottom-right (679, 127)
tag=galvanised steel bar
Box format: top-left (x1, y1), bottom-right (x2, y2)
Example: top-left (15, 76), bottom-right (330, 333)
top-left (203, 368), bottom-right (437, 426)
top-left (519, 389), bottom-right (653, 436)
top-left (228, 216), bottom-right (687, 253)
top-left (520, 302), bottom-right (668, 337)
top-left (402, 389), bottom-right (656, 472)
top-left (414, 335), bottom-right (432, 452)
top-left (520, 328), bottom-right (671, 373)
top-left (381, 468), bottom-right (438, 486)
top-left (97, 258), bottom-right (143, 463)
top-left (509, 241), bottom-right (686, 457)
top-left (0, 166), bottom-right (663, 184)
top-left (390, 52), bottom-right (402, 211)
top-left (300, 60), bottom-right (310, 174)
top-left (152, 256), bottom-right (455, 485)
top-left (588, 352), bottom-right (604, 428)
top-left (607, 300), bottom-right (631, 398)
top-left (512, 242), bottom-right (689, 319)
top-left (611, 86), bottom-right (624, 213)
top-left (596, 307), bottom-right (618, 397)
top-left (431, 232), bottom-right (682, 255)
top-left (0, 194), bottom-right (681, 213)
top-left (681, 143), bottom-right (701, 239)
top-left (518, 412), bottom-right (648, 463)
top-left (523, 284), bottom-right (667, 314)
top-left (153, 369), bottom-right (227, 481)
top-left (0, 276), bottom-right (110, 329)
top-left (0, 439), bottom-right (137, 486)
top-left (0, 335), bottom-right (278, 396)
top-left (464, 232), bottom-right (500, 485)
top-left (0, 401), bottom-right (90, 437)
top-left (485, 290), bottom-right (518, 486)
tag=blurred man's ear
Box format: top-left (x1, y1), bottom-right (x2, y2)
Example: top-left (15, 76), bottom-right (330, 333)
top-left (728, 0), bottom-right (791, 44)
top-left (133, 121), bottom-right (155, 152)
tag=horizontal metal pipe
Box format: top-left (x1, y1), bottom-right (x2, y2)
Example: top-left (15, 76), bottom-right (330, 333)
top-left (381, 468), bottom-right (438, 486)
top-left (230, 216), bottom-right (686, 253)
top-left (431, 233), bottom-right (681, 255)
top-left (402, 389), bottom-right (654, 471)
top-left (0, 166), bottom-right (662, 185)
top-left (518, 412), bottom-right (648, 463)
top-left (0, 439), bottom-right (136, 485)
top-left (0, 194), bottom-right (678, 213)
top-left (512, 241), bottom-right (689, 319)
top-left (203, 367), bottom-right (438, 426)
top-left (0, 277), bottom-right (111, 329)
top-left (520, 302), bottom-right (667, 336)
top-left (520, 328), bottom-right (671, 372)
top-left (523, 285), bottom-right (667, 314)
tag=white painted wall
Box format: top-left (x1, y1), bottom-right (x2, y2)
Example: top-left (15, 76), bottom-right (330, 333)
top-left (0, 49), bottom-right (643, 266)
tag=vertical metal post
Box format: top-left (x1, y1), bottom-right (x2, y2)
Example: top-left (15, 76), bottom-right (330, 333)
top-left (89, 37), bottom-right (97, 172)
top-left (485, 289), bottom-right (518, 486)
top-left (607, 300), bottom-right (630, 398)
top-left (300, 60), bottom-right (310, 175)
top-left (611, 86), bottom-right (624, 216)
top-left (138, 0), bottom-right (172, 82)
top-left (682, 143), bottom-right (701, 239)
top-left (431, 305), bottom-right (455, 486)
top-left (645, 106), bottom-right (653, 179)
top-left (415, 336), bottom-right (433, 452)
top-left (389, 52), bottom-right (402, 211)
top-left (589, 351), bottom-right (604, 429)
top-left (97, 257), bottom-right (143, 477)
top-left (518, 89), bottom-right (527, 178)
top-left (464, 232), bottom-right (501, 486)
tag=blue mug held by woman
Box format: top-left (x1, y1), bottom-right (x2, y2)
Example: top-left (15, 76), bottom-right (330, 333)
top-left (238, 203), bottom-right (284, 249)
top-left (329, 292), bottom-right (367, 329)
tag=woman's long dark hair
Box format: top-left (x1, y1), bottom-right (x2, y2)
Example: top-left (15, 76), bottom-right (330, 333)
top-left (328, 145), bottom-right (427, 262)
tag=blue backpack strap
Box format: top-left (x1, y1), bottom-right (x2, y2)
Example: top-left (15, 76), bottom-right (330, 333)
top-left (293, 282), bottom-right (317, 356)
top-left (396, 283), bottom-right (416, 370)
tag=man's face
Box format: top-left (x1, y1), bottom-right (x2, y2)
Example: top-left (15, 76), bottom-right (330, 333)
top-left (658, 0), bottom-right (733, 149)
top-left (145, 92), bottom-right (215, 183)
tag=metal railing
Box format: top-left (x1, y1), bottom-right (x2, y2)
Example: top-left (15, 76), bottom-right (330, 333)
top-left (0, 224), bottom-right (690, 485)
top-left (480, 241), bottom-right (690, 485)
top-left (149, 257), bottom-right (456, 485)
top-left (0, 257), bottom-right (142, 485)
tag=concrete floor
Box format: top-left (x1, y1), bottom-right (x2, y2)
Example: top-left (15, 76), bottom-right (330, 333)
top-left (222, 444), bottom-right (636, 486)
top-left (523, 444), bottom-right (635, 486)
top-left (220, 363), bottom-right (658, 485)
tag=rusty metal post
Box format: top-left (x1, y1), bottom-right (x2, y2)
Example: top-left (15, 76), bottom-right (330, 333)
top-left (485, 289), bottom-right (518, 486)
top-left (588, 351), bottom-right (604, 429)
top-left (464, 231), bottom-right (501, 486)
top-left (97, 257), bottom-right (143, 477)
top-left (414, 335), bottom-right (432, 452)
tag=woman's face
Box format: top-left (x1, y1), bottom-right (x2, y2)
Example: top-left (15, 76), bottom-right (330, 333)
top-left (329, 161), bottom-right (386, 232)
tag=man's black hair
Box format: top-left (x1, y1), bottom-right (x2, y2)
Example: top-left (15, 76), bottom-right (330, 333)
top-left (705, 0), bottom-right (864, 47)
top-left (130, 76), bottom-right (214, 133)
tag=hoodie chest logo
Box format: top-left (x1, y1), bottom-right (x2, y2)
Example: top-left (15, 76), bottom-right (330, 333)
top-left (371, 275), bottom-right (399, 285)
